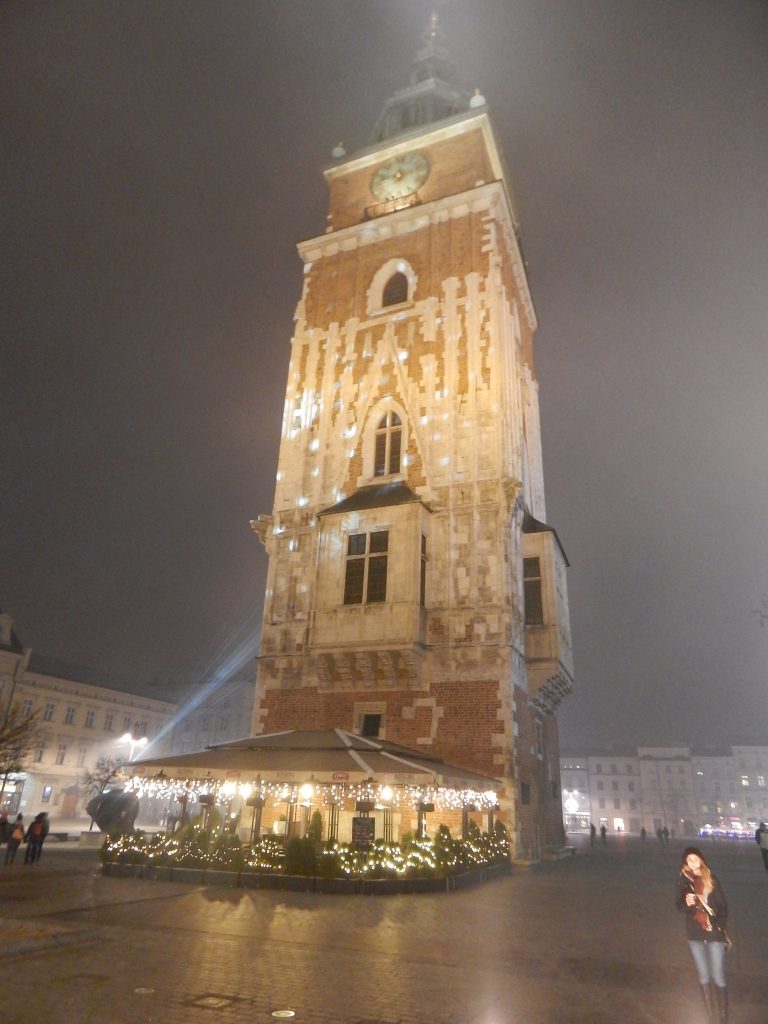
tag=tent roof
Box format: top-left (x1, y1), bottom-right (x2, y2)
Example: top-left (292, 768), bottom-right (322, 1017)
top-left (131, 729), bottom-right (499, 791)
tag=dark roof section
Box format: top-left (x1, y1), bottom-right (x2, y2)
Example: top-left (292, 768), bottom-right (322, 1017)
top-left (317, 481), bottom-right (426, 517)
top-left (522, 511), bottom-right (570, 567)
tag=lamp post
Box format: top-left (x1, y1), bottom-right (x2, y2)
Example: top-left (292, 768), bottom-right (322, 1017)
top-left (119, 733), bottom-right (148, 762)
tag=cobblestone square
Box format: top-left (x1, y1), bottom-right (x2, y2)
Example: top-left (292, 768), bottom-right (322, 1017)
top-left (1, 836), bottom-right (766, 1024)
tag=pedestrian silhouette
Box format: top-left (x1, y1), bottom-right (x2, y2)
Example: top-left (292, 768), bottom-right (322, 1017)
top-left (600, 824), bottom-right (607, 845)
top-left (4, 815), bottom-right (24, 864)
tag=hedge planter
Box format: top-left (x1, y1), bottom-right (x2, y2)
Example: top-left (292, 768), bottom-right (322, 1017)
top-left (404, 876), bottom-right (444, 894)
top-left (172, 867), bottom-right (206, 885)
top-left (275, 874), bottom-right (316, 893)
top-left (109, 862), bottom-right (143, 878)
top-left (241, 871), bottom-right (281, 891)
top-left (143, 864), bottom-right (173, 882)
top-left (315, 876), bottom-right (360, 895)
top-left (360, 878), bottom-right (403, 896)
top-left (205, 869), bottom-right (240, 888)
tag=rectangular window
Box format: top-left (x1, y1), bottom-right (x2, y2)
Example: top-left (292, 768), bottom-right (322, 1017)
top-left (595, 763), bottom-right (602, 773)
top-left (534, 719), bottom-right (544, 757)
top-left (741, 775), bottom-right (749, 787)
top-left (41, 785), bottom-right (53, 803)
top-left (104, 713), bottom-right (114, 732)
top-left (64, 706), bottom-right (76, 725)
top-left (523, 557), bottom-right (544, 625)
top-left (628, 781), bottom-right (635, 792)
top-left (55, 744), bottom-right (67, 766)
top-left (521, 783), bottom-right (531, 805)
top-left (85, 710), bottom-right (95, 728)
top-left (611, 781), bottom-right (619, 791)
top-left (77, 747), bottom-right (87, 768)
top-left (124, 716), bottom-right (132, 732)
top-left (22, 698), bottom-right (34, 717)
top-left (43, 702), bottom-right (55, 722)
top-left (344, 531), bottom-right (388, 604)
top-left (629, 799), bottom-right (637, 810)
top-left (598, 798), bottom-right (605, 809)
top-left (137, 721), bottom-right (148, 735)
top-left (758, 776), bottom-right (765, 788)
top-left (596, 781), bottom-right (604, 791)
top-left (201, 718), bottom-right (209, 732)
top-left (33, 744), bottom-right (46, 764)
top-left (613, 799), bottom-right (621, 810)
top-left (420, 535), bottom-right (427, 607)
top-left (361, 714), bottom-right (381, 738)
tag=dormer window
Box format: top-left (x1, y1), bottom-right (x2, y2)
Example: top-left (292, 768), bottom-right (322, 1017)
top-left (382, 271), bottom-right (408, 307)
top-left (374, 412), bottom-right (402, 476)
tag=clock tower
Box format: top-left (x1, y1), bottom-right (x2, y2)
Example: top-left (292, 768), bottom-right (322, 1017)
top-left (251, 17), bottom-right (573, 858)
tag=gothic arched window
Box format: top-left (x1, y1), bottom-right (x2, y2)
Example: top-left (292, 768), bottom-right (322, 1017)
top-left (382, 271), bottom-right (409, 308)
top-left (374, 411), bottom-right (402, 477)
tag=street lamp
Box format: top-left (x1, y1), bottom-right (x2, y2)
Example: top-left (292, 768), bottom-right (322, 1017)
top-left (120, 733), bottom-right (148, 761)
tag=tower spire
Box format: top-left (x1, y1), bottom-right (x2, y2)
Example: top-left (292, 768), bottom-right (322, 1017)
top-left (369, 11), bottom-right (471, 143)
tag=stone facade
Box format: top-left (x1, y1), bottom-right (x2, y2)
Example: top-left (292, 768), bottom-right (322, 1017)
top-left (0, 611), bottom-right (175, 819)
top-left (251, 46), bottom-right (573, 857)
top-left (561, 745), bottom-right (768, 836)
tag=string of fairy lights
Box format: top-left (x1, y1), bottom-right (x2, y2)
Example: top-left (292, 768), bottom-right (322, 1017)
top-left (125, 774), bottom-right (499, 811)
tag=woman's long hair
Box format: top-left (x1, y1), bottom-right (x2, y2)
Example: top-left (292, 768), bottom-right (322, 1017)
top-left (681, 845), bottom-right (713, 898)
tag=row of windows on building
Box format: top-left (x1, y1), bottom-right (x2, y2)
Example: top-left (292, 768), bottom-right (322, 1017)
top-left (31, 741), bottom-right (90, 767)
top-left (24, 698), bottom-right (149, 736)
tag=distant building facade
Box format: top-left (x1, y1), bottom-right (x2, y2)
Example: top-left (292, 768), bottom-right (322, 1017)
top-left (561, 744), bottom-right (768, 836)
top-left (165, 675), bottom-right (255, 756)
top-left (0, 612), bottom-right (175, 818)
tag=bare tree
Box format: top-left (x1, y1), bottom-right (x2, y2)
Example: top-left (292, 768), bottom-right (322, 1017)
top-left (0, 704), bottom-right (47, 804)
top-left (81, 756), bottom-right (126, 829)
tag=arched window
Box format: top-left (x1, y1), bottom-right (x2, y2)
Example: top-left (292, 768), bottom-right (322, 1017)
top-left (374, 411), bottom-right (402, 476)
top-left (382, 271), bottom-right (408, 307)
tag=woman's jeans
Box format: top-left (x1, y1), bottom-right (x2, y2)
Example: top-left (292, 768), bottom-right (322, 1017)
top-left (688, 940), bottom-right (726, 987)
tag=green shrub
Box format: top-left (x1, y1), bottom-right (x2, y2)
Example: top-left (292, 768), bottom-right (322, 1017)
top-left (307, 810), bottom-right (324, 843)
top-left (284, 836), bottom-right (317, 876)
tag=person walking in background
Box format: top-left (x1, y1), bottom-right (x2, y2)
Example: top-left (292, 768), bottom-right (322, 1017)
top-left (600, 824), bottom-right (607, 845)
top-left (23, 813), bottom-right (47, 864)
top-left (640, 826), bottom-right (647, 843)
top-left (590, 822), bottom-right (596, 847)
top-left (662, 825), bottom-right (670, 846)
top-left (0, 808), bottom-right (8, 844)
top-left (676, 847), bottom-right (729, 1023)
top-left (757, 822), bottom-right (768, 871)
top-left (4, 815), bottom-right (24, 864)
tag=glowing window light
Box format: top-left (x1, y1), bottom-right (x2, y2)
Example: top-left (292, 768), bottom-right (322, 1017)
top-left (420, 415), bottom-right (429, 425)
top-left (398, 350), bottom-right (408, 361)
top-left (299, 782), bottom-right (314, 803)
top-left (296, 496), bottom-right (308, 507)
top-left (311, 467), bottom-right (319, 476)
top-left (309, 439), bottom-right (320, 452)
top-left (381, 786), bottom-right (393, 802)
top-left (221, 782), bottom-right (237, 797)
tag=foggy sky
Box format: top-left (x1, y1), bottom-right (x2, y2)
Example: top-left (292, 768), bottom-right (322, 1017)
top-left (2, 0), bottom-right (767, 750)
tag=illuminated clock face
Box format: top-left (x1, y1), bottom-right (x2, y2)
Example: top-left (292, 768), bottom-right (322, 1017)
top-left (370, 152), bottom-right (430, 201)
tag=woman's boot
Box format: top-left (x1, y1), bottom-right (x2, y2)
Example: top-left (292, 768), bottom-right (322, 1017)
top-left (713, 985), bottom-right (728, 1023)
top-left (699, 983), bottom-right (715, 1022)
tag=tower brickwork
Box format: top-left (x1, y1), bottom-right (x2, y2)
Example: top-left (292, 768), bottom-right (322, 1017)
top-left (251, 26), bottom-right (573, 857)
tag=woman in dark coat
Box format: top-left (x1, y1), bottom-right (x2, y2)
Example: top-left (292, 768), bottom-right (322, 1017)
top-left (676, 846), bottom-right (729, 1022)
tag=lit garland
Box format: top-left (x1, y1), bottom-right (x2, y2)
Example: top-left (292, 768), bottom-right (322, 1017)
top-left (125, 775), bottom-right (498, 811)
top-left (102, 821), bottom-right (509, 878)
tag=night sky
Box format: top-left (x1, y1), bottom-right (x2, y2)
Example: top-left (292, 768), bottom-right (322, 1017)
top-left (3, 1), bottom-right (767, 750)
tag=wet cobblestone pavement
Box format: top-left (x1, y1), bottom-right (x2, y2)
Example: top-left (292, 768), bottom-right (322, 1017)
top-left (1, 838), bottom-right (766, 1023)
